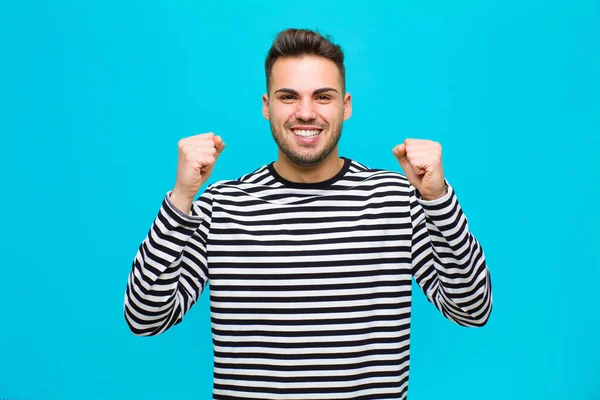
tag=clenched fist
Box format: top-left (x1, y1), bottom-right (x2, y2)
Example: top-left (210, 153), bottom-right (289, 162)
top-left (170, 132), bottom-right (225, 214)
top-left (393, 139), bottom-right (447, 201)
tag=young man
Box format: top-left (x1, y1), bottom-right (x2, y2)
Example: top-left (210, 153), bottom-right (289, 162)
top-left (124, 28), bottom-right (492, 399)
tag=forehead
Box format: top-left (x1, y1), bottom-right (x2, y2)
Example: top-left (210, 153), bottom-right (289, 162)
top-left (270, 55), bottom-right (342, 93)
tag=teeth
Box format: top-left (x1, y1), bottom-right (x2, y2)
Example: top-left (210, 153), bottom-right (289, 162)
top-left (293, 129), bottom-right (321, 137)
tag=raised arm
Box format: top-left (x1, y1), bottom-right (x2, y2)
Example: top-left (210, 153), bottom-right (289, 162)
top-left (410, 183), bottom-right (492, 326)
top-left (392, 138), bottom-right (492, 326)
top-left (123, 190), bottom-right (212, 335)
top-left (124, 132), bottom-right (225, 336)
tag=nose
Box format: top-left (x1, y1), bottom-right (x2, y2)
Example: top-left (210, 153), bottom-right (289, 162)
top-left (294, 98), bottom-right (317, 121)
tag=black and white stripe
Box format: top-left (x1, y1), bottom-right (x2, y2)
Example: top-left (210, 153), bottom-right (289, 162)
top-left (124, 157), bottom-right (492, 399)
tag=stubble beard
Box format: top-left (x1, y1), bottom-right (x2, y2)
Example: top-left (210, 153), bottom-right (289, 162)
top-left (270, 121), bottom-right (343, 168)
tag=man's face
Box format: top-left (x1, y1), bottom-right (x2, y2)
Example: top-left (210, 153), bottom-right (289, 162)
top-left (262, 55), bottom-right (352, 168)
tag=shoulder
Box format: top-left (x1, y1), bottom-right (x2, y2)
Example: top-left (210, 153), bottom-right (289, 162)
top-left (202, 163), bottom-right (273, 193)
top-left (346, 158), bottom-right (411, 187)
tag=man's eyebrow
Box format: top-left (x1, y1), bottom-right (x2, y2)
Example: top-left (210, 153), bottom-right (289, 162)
top-left (274, 87), bottom-right (339, 95)
top-left (313, 87), bottom-right (339, 95)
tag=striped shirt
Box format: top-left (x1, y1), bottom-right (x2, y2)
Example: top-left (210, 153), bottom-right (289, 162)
top-left (124, 157), bottom-right (492, 399)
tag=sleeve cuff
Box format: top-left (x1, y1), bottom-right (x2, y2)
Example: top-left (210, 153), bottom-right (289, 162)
top-left (416, 179), bottom-right (454, 207)
top-left (164, 190), bottom-right (205, 224)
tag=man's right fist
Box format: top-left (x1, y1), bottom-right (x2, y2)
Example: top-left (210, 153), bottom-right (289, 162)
top-left (170, 132), bottom-right (225, 213)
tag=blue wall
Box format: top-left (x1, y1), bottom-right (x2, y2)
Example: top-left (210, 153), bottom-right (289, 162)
top-left (1, 0), bottom-right (599, 399)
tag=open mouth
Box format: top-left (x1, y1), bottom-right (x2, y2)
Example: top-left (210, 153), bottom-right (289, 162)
top-left (292, 129), bottom-right (322, 138)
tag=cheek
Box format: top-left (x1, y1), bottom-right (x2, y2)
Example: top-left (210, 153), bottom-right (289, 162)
top-left (271, 106), bottom-right (295, 124)
top-left (318, 105), bottom-right (342, 121)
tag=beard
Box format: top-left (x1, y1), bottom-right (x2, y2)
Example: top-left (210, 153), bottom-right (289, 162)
top-left (270, 119), bottom-right (343, 168)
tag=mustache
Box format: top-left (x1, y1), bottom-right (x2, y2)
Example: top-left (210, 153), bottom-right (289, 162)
top-left (284, 121), bottom-right (327, 129)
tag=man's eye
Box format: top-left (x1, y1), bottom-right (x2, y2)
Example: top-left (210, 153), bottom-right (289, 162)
top-left (317, 95), bottom-right (331, 100)
top-left (281, 95), bottom-right (295, 100)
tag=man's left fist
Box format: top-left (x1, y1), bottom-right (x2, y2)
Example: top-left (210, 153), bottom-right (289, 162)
top-left (393, 139), bottom-right (448, 201)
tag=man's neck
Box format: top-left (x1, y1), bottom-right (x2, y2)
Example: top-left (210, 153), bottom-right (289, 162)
top-left (273, 149), bottom-right (344, 184)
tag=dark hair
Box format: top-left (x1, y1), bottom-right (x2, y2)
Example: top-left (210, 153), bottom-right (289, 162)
top-left (264, 28), bottom-right (346, 94)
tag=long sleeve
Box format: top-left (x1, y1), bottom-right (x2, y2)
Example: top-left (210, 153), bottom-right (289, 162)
top-left (123, 187), bottom-right (213, 336)
top-left (410, 181), bottom-right (492, 327)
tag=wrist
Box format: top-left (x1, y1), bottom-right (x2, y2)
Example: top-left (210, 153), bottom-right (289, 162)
top-left (169, 189), bottom-right (195, 215)
top-left (421, 184), bottom-right (448, 201)
top-left (171, 186), bottom-right (196, 202)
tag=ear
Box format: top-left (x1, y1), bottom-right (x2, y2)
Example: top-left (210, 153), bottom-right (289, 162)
top-left (343, 92), bottom-right (352, 121)
top-left (262, 93), bottom-right (270, 120)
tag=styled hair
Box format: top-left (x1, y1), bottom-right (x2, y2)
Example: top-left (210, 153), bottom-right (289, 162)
top-left (264, 28), bottom-right (346, 94)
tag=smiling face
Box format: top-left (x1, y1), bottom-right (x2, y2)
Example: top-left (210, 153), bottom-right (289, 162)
top-left (262, 55), bottom-right (352, 168)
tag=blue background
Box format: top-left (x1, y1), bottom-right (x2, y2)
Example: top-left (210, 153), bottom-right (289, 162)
top-left (1, 0), bottom-right (599, 399)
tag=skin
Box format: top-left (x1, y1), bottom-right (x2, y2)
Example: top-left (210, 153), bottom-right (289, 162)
top-left (393, 139), bottom-right (447, 200)
top-left (262, 55), bottom-right (352, 183)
